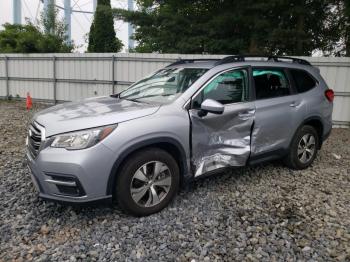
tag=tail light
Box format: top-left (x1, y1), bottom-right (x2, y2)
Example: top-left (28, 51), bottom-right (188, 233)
top-left (325, 89), bottom-right (334, 102)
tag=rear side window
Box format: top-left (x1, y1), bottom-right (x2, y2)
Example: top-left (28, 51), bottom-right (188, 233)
top-left (290, 69), bottom-right (317, 93)
top-left (253, 69), bottom-right (290, 99)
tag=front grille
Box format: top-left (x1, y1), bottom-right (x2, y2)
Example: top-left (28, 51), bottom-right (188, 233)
top-left (28, 122), bottom-right (43, 159)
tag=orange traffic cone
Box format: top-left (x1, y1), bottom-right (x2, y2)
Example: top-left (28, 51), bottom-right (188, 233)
top-left (26, 92), bottom-right (32, 110)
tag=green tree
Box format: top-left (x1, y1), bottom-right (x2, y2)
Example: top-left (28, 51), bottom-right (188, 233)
top-left (315, 0), bottom-right (350, 56)
top-left (0, 2), bottom-right (73, 53)
top-left (113, 0), bottom-right (340, 55)
top-left (88, 0), bottom-right (123, 52)
top-left (265, 0), bottom-right (340, 56)
top-left (42, 0), bottom-right (57, 34)
top-left (343, 0), bottom-right (350, 55)
top-left (40, 2), bottom-right (75, 50)
top-left (0, 22), bottom-right (73, 53)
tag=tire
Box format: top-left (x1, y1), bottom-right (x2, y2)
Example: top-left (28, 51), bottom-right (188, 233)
top-left (284, 125), bottom-right (319, 170)
top-left (115, 148), bottom-right (180, 216)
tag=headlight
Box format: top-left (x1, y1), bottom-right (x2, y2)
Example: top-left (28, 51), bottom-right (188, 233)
top-left (51, 124), bottom-right (117, 150)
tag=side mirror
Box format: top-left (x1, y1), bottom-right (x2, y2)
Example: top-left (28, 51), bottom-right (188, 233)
top-left (198, 99), bottom-right (224, 117)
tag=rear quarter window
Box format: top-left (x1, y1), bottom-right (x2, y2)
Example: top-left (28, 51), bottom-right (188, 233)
top-left (290, 69), bottom-right (317, 93)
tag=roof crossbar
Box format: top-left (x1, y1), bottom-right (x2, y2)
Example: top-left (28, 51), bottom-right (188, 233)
top-left (167, 58), bottom-right (221, 67)
top-left (215, 55), bottom-right (312, 66)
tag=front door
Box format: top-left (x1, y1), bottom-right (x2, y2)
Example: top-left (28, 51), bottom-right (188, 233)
top-left (189, 67), bottom-right (255, 177)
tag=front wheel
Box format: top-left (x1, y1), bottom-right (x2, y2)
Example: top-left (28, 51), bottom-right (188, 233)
top-left (284, 125), bottom-right (319, 170)
top-left (115, 148), bottom-right (180, 216)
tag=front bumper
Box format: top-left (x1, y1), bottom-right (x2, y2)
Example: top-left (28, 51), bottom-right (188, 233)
top-left (26, 142), bottom-right (115, 204)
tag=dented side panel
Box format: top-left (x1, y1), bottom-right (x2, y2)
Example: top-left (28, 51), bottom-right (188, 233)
top-left (190, 102), bottom-right (255, 177)
top-left (250, 94), bottom-right (306, 156)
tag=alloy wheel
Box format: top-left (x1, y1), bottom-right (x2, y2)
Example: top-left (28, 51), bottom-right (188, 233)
top-left (130, 161), bottom-right (172, 207)
top-left (297, 133), bottom-right (316, 164)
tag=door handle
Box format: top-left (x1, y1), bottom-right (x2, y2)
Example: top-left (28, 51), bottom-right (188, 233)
top-left (290, 101), bottom-right (301, 107)
top-left (238, 109), bottom-right (255, 119)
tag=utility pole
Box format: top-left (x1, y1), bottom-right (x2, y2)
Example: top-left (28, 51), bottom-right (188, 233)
top-left (64, 0), bottom-right (72, 43)
top-left (93, 0), bottom-right (97, 12)
top-left (128, 0), bottom-right (134, 51)
top-left (13, 0), bottom-right (22, 24)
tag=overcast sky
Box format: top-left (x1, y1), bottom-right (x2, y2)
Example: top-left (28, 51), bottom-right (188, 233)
top-left (0, 0), bottom-right (130, 52)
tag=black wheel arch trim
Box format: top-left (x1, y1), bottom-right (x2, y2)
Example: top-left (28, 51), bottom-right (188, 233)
top-left (294, 116), bottom-right (325, 148)
top-left (106, 137), bottom-right (189, 195)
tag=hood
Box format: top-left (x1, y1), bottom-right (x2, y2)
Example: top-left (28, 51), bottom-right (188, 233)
top-left (34, 96), bottom-right (160, 137)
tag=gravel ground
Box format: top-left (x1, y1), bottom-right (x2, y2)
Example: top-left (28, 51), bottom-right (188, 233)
top-left (0, 100), bottom-right (349, 262)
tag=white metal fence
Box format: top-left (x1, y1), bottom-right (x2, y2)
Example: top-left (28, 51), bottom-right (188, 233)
top-left (0, 53), bottom-right (349, 127)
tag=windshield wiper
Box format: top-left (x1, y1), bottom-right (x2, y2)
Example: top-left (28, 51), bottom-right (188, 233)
top-left (122, 97), bottom-right (151, 104)
top-left (110, 93), bottom-right (120, 98)
top-left (123, 94), bottom-right (174, 100)
top-left (110, 93), bottom-right (146, 103)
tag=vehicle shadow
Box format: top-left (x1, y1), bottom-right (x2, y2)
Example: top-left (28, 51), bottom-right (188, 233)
top-left (34, 159), bottom-right (289, 221)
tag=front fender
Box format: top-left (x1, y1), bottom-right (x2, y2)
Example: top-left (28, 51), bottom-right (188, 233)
top-left (105, 136), bottom-right (190, 195)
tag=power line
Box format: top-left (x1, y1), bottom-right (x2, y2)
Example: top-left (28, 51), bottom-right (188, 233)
top-left (72, 0), bottom-right (92, 23)
top-left (79, 0), bottom-right (92, 8)
top-left (72, 11), bottom-right (86, 32)
top-left (34, 0), bottom-right (135, 51)
top-left (35, 0), bottom-right (42, 22)
top-left (23, 0), bottom-right (35, 21)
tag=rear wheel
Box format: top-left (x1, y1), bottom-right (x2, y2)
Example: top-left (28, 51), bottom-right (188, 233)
top-left (284, 125), bottom-right (319, 170)
top-left (115, 148), bottom-right (180, 216)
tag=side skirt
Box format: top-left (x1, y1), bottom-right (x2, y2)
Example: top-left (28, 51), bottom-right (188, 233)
top-left (248, 148), bottom-right (288, 166)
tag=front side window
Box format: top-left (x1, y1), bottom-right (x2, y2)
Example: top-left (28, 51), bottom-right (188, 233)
top-left (192, 69), bottom-right (249, 108)
top-left (290, 69), bottom-right (317, 93)
top-left (119, 67), bottom-right (208, 104)
top-left (253, 69), bottom-right (290, 99)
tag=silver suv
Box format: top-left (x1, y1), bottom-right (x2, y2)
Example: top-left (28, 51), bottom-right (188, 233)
top-left (26, 56), bottom-right (334, 216)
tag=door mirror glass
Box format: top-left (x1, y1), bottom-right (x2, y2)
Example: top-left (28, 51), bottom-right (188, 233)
top-left (200, 99), bottom-right (225, 116)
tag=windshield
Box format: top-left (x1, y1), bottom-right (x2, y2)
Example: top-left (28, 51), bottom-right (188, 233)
top-left (119, 67), bottom-right (208, 104)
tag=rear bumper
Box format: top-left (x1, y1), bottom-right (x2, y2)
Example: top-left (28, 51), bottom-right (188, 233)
top-left (322, 128), bottom-right (332, 142)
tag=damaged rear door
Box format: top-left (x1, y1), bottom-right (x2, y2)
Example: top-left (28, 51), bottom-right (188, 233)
top-left (189, 67), bottom-right (255, 177)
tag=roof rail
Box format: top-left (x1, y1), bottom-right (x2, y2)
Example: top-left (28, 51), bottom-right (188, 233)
top-left (215, 55), bottom-right (312, 66)
top-left (167, 58), bottom-right (221, 67)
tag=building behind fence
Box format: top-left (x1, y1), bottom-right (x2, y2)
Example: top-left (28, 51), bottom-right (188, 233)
top-left (0, 53), bottom-right (349, 127)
